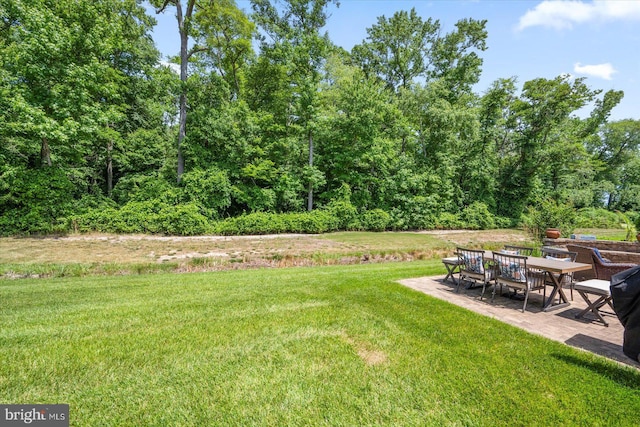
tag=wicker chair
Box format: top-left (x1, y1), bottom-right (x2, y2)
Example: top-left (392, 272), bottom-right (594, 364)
top-left (567, 244), bottom-right (636, 281)
top-left (566, 244), bottom-right (597, 281)
top-left (592, 251), bottom-right (637, 281)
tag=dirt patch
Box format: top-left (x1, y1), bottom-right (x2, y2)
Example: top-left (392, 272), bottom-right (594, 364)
top-left (340, 333), bottom-right (388, 366)
top-left (156, 251), bottom-right (229, 262)
top-left (417, 230), bottom-right (529, 245)
top-left (0, 229), bottom-right (531, 278)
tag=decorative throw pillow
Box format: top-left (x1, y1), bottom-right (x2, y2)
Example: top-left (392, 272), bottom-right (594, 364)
top-left (463, 254), bottom-right (484, 274)
top-left (497, 260), bottom-right (526, 282)
top-left (593, 247), bottom-right (605, 262)
top-left (501, 250), bottom-right (519, 255)
top-left (545, 255), bottom-right (571, 262)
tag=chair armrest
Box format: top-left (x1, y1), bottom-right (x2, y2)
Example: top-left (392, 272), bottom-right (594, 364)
top-left (597, 262), bottom-right (637, 281)
top-left (604, 261), bottom-right (637, 268)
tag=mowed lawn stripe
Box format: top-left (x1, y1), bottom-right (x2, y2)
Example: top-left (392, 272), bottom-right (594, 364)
top-left (1, 262), bottom-right (639, 426)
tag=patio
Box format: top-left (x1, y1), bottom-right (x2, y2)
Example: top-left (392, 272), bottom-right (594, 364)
top-left (398, 274), bottom-right (640, 369)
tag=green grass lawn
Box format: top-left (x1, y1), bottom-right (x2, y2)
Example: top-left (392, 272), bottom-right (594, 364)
top-left (2, 261), bottom-right (639, 426)
top-left (574, 228), bottom-right (633, 241)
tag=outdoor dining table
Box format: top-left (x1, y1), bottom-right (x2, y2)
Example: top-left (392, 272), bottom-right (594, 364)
top-left (482, 250), bottom-right (592, 312)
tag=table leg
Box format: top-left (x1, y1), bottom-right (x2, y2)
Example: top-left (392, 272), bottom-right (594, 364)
top-left (542, 272), bottom-right (570, 312)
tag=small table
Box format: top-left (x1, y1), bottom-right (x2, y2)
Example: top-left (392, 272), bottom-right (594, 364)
top-left (484, 251), bottom-right (592, 312)
top-left (532, 257), bottom-right (592, 312)
top-left (442, 256), bottom-right (462, 284)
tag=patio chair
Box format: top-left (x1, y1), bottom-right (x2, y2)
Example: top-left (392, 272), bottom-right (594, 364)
top-left (492, 251), bottom-right (547, 312)
top-left (567, 244), bottom-right (636, 281)
top-left (503, 245), bottom-right (535, 256)
top-left (456, 247), bottom-right (495, 300)
top-left (592, 249), bottom-right (637, 281)
top-left (541, 247), bottom-right (578, 300)
top-left (566, 244), bottom-right (597, 281)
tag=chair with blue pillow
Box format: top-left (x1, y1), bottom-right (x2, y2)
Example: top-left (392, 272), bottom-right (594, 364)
top-left (567, 244), bottom-right (636, 281)
top-left (492, 251), bottom-right (546, 312)
top-left (456, 247), bottom-right (494, 300)
top-left (591, 247), bottom-right (637, 281)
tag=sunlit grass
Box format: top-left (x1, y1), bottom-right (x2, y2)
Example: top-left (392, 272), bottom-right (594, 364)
top-left (2, 262), bottom-right (639, 426)
top-left (574, 228), bottom-right (632, 241)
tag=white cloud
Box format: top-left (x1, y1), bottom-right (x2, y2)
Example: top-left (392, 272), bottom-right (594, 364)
top-left (517, 0), bottom-right (640, 31)
top-left (573, 62), bottom-right (617, 80)
top-left (160, 60), bottom-right (180, 74)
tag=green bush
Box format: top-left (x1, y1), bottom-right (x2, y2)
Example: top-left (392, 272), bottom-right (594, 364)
top-left (574, 207), bottom-right (622, 229)
top-left (180, 168), bottom-right (232, 218)
top-left (522, 199), bottom-right (576, 241)
top-left (494, 215), bottom-right (515, 229)
top-left (326, 200), bottom-right (361, 230)
top-left (112, 173), bottom-right (179, 205)
top-left (215, 210), bottom-right (340, 235)
top-left (436, 212), bottom-right (463, 230)
top-left (360, 209), bottom-right (391, 231)
top-left (323, 184), bottom-right (361, 230)
top-left (633, 212), bottom-right (640, 233)
top-left (460, 202), bottom-right (496, 230)
top-left (388, 195), bottom-right (441, 230)
top-left (73, 200), bottom-right (211, 235)
top-left (157, 204), bottom-right (212, 235)
top-left (0, 167), bottom-right (77, 235)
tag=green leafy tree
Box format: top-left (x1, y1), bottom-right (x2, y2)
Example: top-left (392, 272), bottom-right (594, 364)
top-left (0, 0), bottom-right (165, 233)
top-left (151, 0), bottom-right (253, 182)
top-left (249, 0), bottom-right (338, 211)
top-left (492, 75), bottom-right (600, 217)
top-left (316, 55), bottom-right (402, 210)
top-left (589, 119), bottom-right (640, 209)
top-left (352, 8), bottom-right (487, 95)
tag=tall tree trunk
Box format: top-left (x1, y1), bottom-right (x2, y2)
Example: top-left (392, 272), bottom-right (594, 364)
top-left (107, 139), bottom-right (113, 197)
top-left (307, 130), bottom-right (313, 211)
top-left (40, 137), bottom-right (52, 167)
top-left (176, 1), bottom-right (189, 184)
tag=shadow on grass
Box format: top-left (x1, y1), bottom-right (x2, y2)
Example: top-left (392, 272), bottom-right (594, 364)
top-left (553, 336), bottom-right (640, 387)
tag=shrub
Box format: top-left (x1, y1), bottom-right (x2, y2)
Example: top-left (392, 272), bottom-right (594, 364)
top-left (574, 208), bottom-right (622, 229)
top-left (73, 200), bottom-right (211, 235)
top-left (460, 202), bottom-right (496, 230)
top-left (522, 199), bottom-right (576, 241)
top-left (360, 209), bottom-right (391, 231)
top-left (388, 195), bottom-right (441, 230)
top-left (157, 204), bottom-right (211, 235)
top-left (436, 212), bottom-right (463, 230)
top-left (326, 200), bottom-right (361, 230)
top-left (494, 216), bottom-right (515, 229)
top-left (112, 173), bottom-right (179, 205)
top-left (634, 212), bottom-right (640, 233)
top-left (215, 210), bottom-right (340, 235)
top-left (0, 167), bottom-right (77, 235)
top-left (180, 168), bottom-right (232, 218)
top-left (323, 184), bottom-right (361, 230)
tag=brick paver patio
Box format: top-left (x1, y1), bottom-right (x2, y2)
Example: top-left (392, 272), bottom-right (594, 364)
top-left (398, 274), bottom-right (639, 369)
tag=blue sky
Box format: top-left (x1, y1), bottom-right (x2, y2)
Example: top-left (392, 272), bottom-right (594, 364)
top-left (148, 0), bottom-right (640, 121)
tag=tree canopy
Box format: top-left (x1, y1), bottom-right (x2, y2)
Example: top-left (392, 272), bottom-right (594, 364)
top-left (1, 0), bottom-right (638, 235)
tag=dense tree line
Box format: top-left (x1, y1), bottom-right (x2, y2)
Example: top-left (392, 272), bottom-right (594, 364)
top-left (1, 0), bottom-right (639, 235)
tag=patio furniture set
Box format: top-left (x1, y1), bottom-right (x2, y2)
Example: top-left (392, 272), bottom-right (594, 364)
top-left (442, 244), bottom-right (638, 326)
